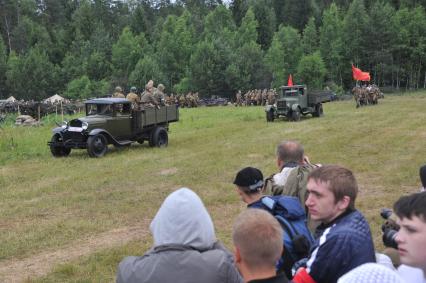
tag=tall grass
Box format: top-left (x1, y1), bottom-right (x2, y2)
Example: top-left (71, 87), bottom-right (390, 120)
top-left (1, 93), bottom-right (426, 282)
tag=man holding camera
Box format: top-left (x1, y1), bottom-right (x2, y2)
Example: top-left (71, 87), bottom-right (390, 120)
top-left (394, 192), bottom-right (426, 282)
top-left (292, 165), bottom-right (375, 283)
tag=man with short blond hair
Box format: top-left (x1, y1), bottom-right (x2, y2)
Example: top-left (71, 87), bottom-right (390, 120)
top-left (233, 209), bottom-right (289, 283)
top-left (292, 165), bottom-right (375, 283)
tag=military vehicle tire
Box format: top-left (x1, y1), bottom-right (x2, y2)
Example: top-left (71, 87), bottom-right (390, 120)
top-left (50, 134), bottom-right (71, 157)
top-left (137, 139), bottom-right (144, 144)
top-left (291, 109), bottom-right (301, 121)
top-left (87, 134), bottom-right (108, 157)
top-left (266, 110), bottom-right (274, 122)
top-left (313, 104), bottom-right (323, 117)
top-left (149, 127), bottom-right (168, 147)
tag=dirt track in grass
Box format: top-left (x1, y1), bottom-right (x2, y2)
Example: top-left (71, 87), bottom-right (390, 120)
top-left (0, 223), bottom-right (150, 282)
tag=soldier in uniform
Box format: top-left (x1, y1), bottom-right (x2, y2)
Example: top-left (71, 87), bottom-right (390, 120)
top-left (113, 86), bottom-right (125, 98)
top-left (186, 92), bottom-right (194, 108)
top-left (193, 92), bottom-right (199, 107)
top-left (126, 86), bottom-right (140, 109)
top-left (141, 80), bottom-right (158, 107)
top-left (235, 90), bottom-right (242, 107)
top-left (154, 84), bottom-right (166, 106)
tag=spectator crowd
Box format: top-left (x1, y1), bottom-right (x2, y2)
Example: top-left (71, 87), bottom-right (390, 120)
top-left (116, 140), bottom-right (426, 283)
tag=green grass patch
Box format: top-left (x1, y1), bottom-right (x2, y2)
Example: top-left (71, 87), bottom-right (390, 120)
top-left (1, 92), bottom-right (426, 281)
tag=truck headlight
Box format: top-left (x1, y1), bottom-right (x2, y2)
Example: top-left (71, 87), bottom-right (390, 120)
top-left (82, 122), bottom-right (88, 130)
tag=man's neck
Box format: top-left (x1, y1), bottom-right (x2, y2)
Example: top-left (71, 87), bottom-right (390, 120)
top-left (321, 208), bottom-right (354, 227)
top-left (245, 194), bottom-right (262, 205)
top-left (239, 265), bottom-right (276, 283)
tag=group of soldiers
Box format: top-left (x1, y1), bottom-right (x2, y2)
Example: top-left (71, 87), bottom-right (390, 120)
top-left (0, 99), bottom-right (82, 120)
top-left (235, 89), bottom-right (278, 106)
top-left (112, 80), bottom-right (167, 109)
top-left (352, 84), bottom-right (384, 108)
top-left (113, 81), bottom-right (200, 109)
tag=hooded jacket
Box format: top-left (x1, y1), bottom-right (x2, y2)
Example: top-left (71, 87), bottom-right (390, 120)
top-left (116, 188), bottom-right (243, 283)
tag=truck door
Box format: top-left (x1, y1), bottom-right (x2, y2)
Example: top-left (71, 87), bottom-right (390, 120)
top-left (298, 87), bottom-right (307, 110)
top-left (108, 103), bottom-right (132, 139)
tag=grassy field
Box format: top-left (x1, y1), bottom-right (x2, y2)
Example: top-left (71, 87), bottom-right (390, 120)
top-left (1, 92), bottom-right (426, 282)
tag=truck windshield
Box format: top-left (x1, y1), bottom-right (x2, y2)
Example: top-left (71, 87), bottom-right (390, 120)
top-left (284, 90), bottom-right (298, 97)
top-left (86, 104), bottom-right (112, 116)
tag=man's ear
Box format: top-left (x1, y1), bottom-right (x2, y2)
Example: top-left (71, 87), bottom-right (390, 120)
top-left (277, 158), bottom-right (283, 169)
top-left (234, 246), bottom-right (242, 264)
top-left (337, 196), bottom-right (350, 211)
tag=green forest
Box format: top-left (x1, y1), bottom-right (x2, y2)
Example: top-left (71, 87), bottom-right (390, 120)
top-left (0, 0), bottom-right (425, 100)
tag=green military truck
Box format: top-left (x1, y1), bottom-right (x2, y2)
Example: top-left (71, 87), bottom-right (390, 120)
top-left (48, 98), bottom-right (179, 157)
top-left (265, 85), bottom-right (332, 122)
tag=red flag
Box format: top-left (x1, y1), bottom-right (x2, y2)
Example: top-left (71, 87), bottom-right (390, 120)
top-left (352, 65), bottom-right (370, 81)
top-left (287, 74), bottom-right (294, 86)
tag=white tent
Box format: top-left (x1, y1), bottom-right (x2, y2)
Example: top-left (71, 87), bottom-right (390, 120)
top-left (44, 94), bottom-right (68, 104)
top-left (6, 96), bottom-right (16, 102)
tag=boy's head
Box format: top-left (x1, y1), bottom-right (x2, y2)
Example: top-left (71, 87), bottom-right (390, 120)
top-left (233, 167), bottom-right (264, 200)
top-left (232, 209), bottom-right (283, 276)
top-left (394, 192), bottom-right (426, 272)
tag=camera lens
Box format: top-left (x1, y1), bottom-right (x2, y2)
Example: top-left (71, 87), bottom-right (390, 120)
top-left (382, 229), bottom-right (398, 249)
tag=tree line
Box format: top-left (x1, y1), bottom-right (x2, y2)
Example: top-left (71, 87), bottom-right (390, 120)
top-left (0, 0), bottom-right (425, 100)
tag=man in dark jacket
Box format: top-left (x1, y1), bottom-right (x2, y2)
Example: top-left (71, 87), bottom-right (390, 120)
top-left (292, 165), bottom-right (375, 283)
top-left (233, 209), bottom-right (290, 283)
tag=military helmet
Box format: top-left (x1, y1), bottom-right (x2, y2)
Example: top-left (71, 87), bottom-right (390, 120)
top-left (115, 86), bottom-right (123, 92)
top-left (158, 84), bottom-right (165, 91)
top-left (130, 86), bottom-right (137, 92)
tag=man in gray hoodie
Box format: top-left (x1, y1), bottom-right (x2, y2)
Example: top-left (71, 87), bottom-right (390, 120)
top-left (116, 188), bottom-right (243, 283)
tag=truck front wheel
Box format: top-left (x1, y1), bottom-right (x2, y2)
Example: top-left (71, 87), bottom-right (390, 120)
top-left (87, 134), bottom-right (108, 157)
top-left (50, 134), bottom-right (71, 157)
top-left (149, 127), bottom-right (168, 147)
top-left (266, 110), bottom-right (274, 122)
top-left (291, 109), bottom-right (301, 121)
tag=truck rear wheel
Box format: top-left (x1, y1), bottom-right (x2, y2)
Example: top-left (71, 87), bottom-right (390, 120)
top-left (313, 104), bottom-right (323, 117)
top-left (149, 127), bottom-right (168, 147)
top-left (87, 134), bottom-right (108, 157)
top-left (266, 110), bottom-right (274, 122)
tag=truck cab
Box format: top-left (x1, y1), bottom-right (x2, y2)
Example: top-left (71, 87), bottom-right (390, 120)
top-left (265, 85), bottom-right (331, 122)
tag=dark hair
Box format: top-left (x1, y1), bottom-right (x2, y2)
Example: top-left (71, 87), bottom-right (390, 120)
top-left (394, 192), bottom-right (426, 222)
top-left (308, 165), bottom-right (358, 210)
top-left (420, 164), bottom-right (426, 188)
top-left (276, 140), bottom-right (304, 163)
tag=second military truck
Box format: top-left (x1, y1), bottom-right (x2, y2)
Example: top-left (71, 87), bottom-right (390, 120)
top-left (48, 98), bottom-right (179, 157)
top-left (265, 85), bottom-right (332, 122)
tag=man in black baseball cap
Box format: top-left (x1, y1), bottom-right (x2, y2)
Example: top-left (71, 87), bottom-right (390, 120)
top-left (233, 167), bottom-right (266, 209)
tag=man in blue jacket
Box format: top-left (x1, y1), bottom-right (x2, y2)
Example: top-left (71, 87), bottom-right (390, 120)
top-left (292, 165), bottom-right (375, 283)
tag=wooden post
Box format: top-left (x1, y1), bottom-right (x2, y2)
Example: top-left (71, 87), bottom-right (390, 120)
top-left (38, 104), bottom-right (40, 121)
top-left (61, 100), bottom-right (64, 121)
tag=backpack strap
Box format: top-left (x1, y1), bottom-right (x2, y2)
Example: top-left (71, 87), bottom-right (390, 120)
top-left (261, 196), bottom-right (299, 239)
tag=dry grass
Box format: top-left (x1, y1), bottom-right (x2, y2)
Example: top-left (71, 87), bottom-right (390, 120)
top-left (1, 92), bottom-right (426, 282)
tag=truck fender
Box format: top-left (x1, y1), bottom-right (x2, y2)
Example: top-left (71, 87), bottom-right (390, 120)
top-left (265, 105), bottom-right (275, 112)
top-left (51, 127), bottom-right (64, 135)
top-left (291, 104), bottom-right (300, 111)
top-left (88, 129), bottom-right (117, 144)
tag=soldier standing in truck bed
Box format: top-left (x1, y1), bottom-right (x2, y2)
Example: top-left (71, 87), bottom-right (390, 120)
top-left (141, 80), bottom-right (158, 107)
top-left (126, 86), bottom-right (140, 109)
top-left (113, 86), bottom-right (125, 98)
top-left (154, 84), bottom-right (166, 106)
